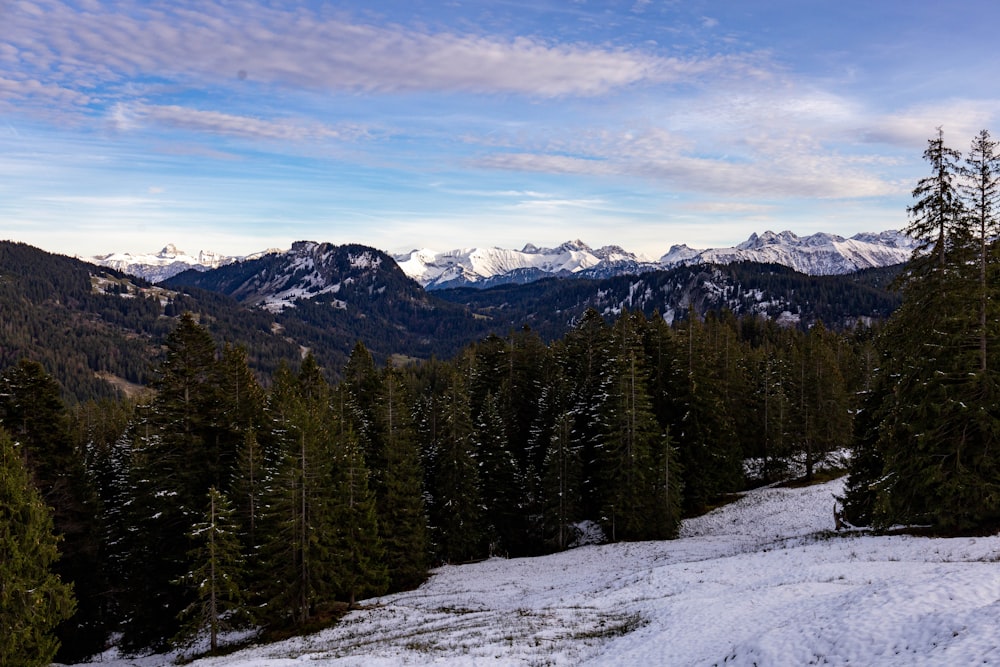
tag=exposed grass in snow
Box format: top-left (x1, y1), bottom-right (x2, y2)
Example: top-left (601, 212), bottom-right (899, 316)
top-left (71, 476), bottom-right (1000, 666)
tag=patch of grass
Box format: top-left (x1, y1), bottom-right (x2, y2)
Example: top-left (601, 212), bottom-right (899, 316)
top-left (572, 612), bottom-right (647, 640)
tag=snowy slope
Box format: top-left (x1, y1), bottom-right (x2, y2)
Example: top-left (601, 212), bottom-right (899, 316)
top-left (75, 476), bottom-right (1000, 666)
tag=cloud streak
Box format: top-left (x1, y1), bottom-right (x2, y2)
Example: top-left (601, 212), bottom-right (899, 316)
top-left (109, 103), bottom-right (366, 142)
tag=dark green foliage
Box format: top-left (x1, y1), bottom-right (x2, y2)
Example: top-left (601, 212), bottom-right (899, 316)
top-left (475, 391), bottom-right (527, 555)
top-left (258, 356), bottom-right (340, 628)
top-left (116, 314), bottom-right (258, 651)
top-left (0, 360), bottom-right (109, 661)
top-left (596, 312), bottom-right (679, 540)
top-left (423, 365), bottom-right (485, 563)
top-left (669, 315), bottom-right (743, 515)
top-left (373, 368), bottom-right (429, 591)
top-left (328, 424), bottom-right (388, 606)
top-left (0, 429), bottom-right (76, 667)
top-left (540, 408), bottom-right (583, 550)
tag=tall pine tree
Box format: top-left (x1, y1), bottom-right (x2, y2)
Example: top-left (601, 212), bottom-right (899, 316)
top-left (0, 428), bottom-right (76, 667)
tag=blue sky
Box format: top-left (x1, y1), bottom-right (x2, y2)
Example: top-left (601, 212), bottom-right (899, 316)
top-left (2, 0), bottom-right (999, 259)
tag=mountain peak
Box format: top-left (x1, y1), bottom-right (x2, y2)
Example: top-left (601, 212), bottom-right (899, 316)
top-left (159, 243), bottom-right (184, 257)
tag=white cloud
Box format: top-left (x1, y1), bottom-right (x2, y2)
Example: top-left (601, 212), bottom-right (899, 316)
top-left (862, 100), bottom-right (1000, 148)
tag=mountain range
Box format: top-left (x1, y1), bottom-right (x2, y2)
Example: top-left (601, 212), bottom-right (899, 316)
top-left (82, 230), bottom-right (918, 288)
top-left (4, 237), bottom-right (903, 402)
top-left (83, 244), bottom-right (282, 283)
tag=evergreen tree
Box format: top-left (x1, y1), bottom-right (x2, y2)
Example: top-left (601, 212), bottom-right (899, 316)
top-left (328, 422), bottom-right (387, 606)
top-left (476, 391), bottom-right (525, 556)
top-left (117, 314), bottom-right (235, 651)
top-left (553, 309), bottom-right (611, 520)
top-left (0, 428), bottom-right (76, 667)
top-left (374, 367), bottom-right (429, 591)
top-left (426, 366), bottom-right (484, 563)
top-left (174, 487), bottom-right (251, 653)
top-left (231, 430), bottom-right (267, 568)
top-left (597, 312), bottom-right (678, 541)
top-left (861, 129), bottom-right (1000, 532)
top-left (670, 313), bottom-right (742, 514)
top-left (0, 359), bottom-right (108, 660)
top-left (258, 356), bottom-right (339, 627)
top-left (540, 407), bottom-right (583, 550)
top-left (959, 129), bottom-right (1000, 373)
top-left (907, 127), bottom-right (965, 268)
top-left (789, 323), bottom-right (852, 482)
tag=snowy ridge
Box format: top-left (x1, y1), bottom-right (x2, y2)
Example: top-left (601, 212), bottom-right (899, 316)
top-left (393, 239), bottom-right (631, 290)
top-left (75, 476), bottom-right (1000, 666)
top-left (660, 230), bottom-right (918, 275)
top-left (82, 244), bottom-right (281, 283)
top-left (402, 230), bottom-right (916, 289)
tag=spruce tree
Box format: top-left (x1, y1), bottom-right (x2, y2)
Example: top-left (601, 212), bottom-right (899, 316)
top-left (258, 356), bottom-right (339, 627)
top-left (669, 313), bottom-right (742, 514)
top-left (553, 308), bottom-right (611, 521)
top-left (426, 367), bottom-right (484, 563)
top-left (475, 391), bottom-right (525, 556)
top-left (117, 313), bottom-right (234, 651)
top-left (374, 367), bottom-right (429, 591)
top-left (328, 423), bottom-right (387, 606)
top-left (864, 129), bottom-right (1000, 531)
top-left (597, 312), bottom-right (677, 541)
top-left (174, 487), bottom-right (251, 653)
top-left (0, 429), bottom-right (76, 667)
top-left (959, 129), bottom-right (1000, 373)
top-left (540, 407), bottom-right (583, 550)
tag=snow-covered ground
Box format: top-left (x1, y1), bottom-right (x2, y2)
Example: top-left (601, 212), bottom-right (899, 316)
top-left (72, 477), bottom-right (1000, 666)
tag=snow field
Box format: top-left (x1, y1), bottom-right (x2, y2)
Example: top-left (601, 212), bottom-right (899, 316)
top-left (74, 477), bottom-right (1000, 666)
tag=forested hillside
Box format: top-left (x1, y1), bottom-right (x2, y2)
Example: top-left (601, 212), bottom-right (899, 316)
top-left (434, 261), bottom-right (903, 341)
top-left (2, 301), bottom-right (871, 661)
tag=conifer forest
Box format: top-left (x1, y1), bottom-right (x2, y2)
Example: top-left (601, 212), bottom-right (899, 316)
top-left (3, 129), bottom-right (1000, 664)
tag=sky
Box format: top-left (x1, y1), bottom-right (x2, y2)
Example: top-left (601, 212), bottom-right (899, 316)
top-left (3, 0), bottom-right (1000, 260)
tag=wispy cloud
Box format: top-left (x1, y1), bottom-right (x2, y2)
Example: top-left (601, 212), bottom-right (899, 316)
top-left (108, 103), bottom-right (366, 142)
top-left (474, 123), bottom-right (902, 200)
top-left (4, 0), bottom-right (748, 105)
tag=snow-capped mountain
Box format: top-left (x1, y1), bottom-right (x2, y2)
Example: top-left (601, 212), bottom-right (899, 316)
top-left (82, 244), bottom-right (279, 283)
top-left (162, 240), bottom-right (431, 314)
top-left (89, 229), bottom-right (917, 290)
top-left (397, 230), bottom-right (915, 289)
top-left (659, 230), bottom-right (918, 275)
top-left (394, 240), bottom-right (655, 290)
